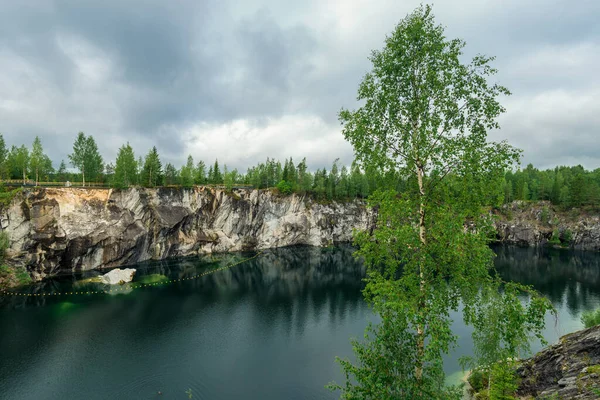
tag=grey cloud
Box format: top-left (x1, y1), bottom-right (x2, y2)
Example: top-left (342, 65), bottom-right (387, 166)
top-left (0, 0), bottom-right (598, 171)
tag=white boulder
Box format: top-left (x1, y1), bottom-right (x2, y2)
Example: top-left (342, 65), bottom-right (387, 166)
top-left (100, 268), bottom-right (136, 285)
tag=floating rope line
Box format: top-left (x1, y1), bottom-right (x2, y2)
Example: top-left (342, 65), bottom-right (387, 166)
top-left (0, 250), bottom-right (265, 297)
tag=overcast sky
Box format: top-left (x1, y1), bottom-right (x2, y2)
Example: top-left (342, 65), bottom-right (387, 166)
top-left (1, 0), bottom-right (598, 171)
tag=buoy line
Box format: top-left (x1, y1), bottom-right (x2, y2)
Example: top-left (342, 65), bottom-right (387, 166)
top-left (0, 250), bottom-right (265, 297)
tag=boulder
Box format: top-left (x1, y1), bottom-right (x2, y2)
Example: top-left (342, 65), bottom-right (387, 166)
top-left (100, 268), bottom-right (136, 285)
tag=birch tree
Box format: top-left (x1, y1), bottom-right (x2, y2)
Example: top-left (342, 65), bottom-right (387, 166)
top-left (330, 5), bottom-right (552, 399)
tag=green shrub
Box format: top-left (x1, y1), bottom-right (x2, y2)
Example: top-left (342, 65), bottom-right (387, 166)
top-left (489, 361), bottom-right (519, 400)
top-left (540, 206), bottom-right (550, 224)
top-left (0, 187), bottom-right (22, 210)
top-left (0, 230), bottom-right (9, 260)
top-left (581, 309), bottom-right (600, 328)
top-left (15, 267), bottom-right (31, 285)
top-left (469, 368), bottom-right (490, 392)
top-left (276, 180), bottom-right (293, 195)
top-left (549, 229), bottom-right (561, 245)
top-left (562, 229), bottom-right (573, 244)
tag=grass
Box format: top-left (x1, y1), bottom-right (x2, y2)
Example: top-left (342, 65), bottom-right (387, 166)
top-left (0, 264), bottom-right (32, 287)
top-left (15, 267), bottom-right (31, 285)
top-left (581, 309), bottom-right (600, 328)
top-left (0, 187), bottom-right (23, 210)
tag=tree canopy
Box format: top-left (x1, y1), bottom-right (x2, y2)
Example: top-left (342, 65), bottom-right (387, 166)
top-left (329, 5), bottom-right (552, 398)
top-left (68, 132), bottom-right (103, 186)
top-left (113, 142), bottom-right (137, 188)
top-left (141, 146), bottom-right (164, 187)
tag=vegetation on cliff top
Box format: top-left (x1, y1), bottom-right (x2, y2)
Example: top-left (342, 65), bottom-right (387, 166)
top-left (1, 129), bottom-right (598, 208)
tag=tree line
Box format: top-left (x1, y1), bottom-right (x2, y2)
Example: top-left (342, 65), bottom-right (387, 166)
top-left (0, 132), bottom-right (597, 208)
top-left (0, 132), bottom-right (406, 200)
top-left (503, 163), bottom-right (600, 209)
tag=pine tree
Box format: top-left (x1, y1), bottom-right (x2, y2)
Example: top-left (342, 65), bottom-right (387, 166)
top-left (113, 143), bottom-right (138, 188)
top-left (212, 160), bottom-right (222, 184)
top-left (194, 161), bottom-right (206, 185)
top-left (180, 155), bottom-right (195, 187)
top-left (141, 146), bottom-right (163, 187)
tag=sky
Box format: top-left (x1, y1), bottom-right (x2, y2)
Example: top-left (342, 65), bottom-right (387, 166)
top-left (0, 0), bottom-right (599, 171)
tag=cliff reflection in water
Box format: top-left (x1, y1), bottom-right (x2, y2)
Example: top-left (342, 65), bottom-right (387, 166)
top-left (493, 244), bottom-right (600, 316)
top-left (0, 245), bottom-right (372, 400)
top-left (0, 245), bottom-right (368, 335)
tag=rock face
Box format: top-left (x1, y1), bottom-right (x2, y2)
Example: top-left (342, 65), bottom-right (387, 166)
top-left (100, 268), bottom-right (136, 285)
top-left (516, 325), bottom-right (600, 399)
top-left (1, 187), bottom-right (372, 280)
top-left (494, 201), bottom-right (600, 252)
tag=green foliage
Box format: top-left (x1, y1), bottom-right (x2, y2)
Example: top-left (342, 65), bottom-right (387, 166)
top-left (141, 146), bottom-right (164, 187)
top-left (549, 228), bottom-right (561, 245)
top-left (208, 160), bottom-right (223, 184)
top-left (6, 144), bottom-right (30, 183)
top-left (540, 206), bottom-right (550, 224)
top-left (0, 187), bottom-right (22, 210)
top-left (468, 369), bottom-right (489, 393)
top-left (180, 155), bottom-right (195, 188)
top-left (468, 362), bottom-right (520, 400)
top-left (329, 5), bottom-right (551, 398)
top-left (505, 164), bottom-right (600, 210)
top-left (488, 361), bottom-right (519, 400)
top-left (164, 163), bottom-right (179, 186)
top-left (223, 165), bottom-right (239, 191)
top-left (68, 132), bottom-right (104, 186)
top-left (276, 180), bottom-right (293, 195)
top-left (581, 309), bottom-right (600, 328)
top-left (327, 310), bottom-right (463, 399)
top-left (0, 133), bottom-right (7, 179)
top-left (562, 229), bottom-right (573, 244)
top-left (0, 230), bottom-right (9, 260)
top-left (113, 142), bottom-right (138, 188)
top-left (15, 266), bottom-right (31, 285)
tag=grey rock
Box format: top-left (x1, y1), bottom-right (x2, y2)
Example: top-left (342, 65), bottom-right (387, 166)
top-left (100, 268), bottom-right (136, 285)
top-left (494, 201), bottom-right (600, 252)
top-left (0, 187), bottom-right (372, 280)
top-left (516, 325), bottom-right (600, 399)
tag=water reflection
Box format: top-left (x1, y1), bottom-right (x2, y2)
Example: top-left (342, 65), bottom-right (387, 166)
top-left (494, 244), bottom-right (600, 317)
top-left (1, 245), bottom-right (599, 400)
top-left (0, 246), bottom-right (370, 400)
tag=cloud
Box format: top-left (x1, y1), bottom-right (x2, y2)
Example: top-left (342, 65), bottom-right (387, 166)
top-left (181, 115), bottom-right (354, 171)
top-left (0, 0), bottom-right (598, 171)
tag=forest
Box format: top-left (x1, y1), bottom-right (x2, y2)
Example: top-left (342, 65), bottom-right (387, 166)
top-left (0, 132), bottom-right (597, 208)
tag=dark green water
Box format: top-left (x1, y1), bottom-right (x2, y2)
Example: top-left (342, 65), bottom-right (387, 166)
top-left (0, 245), bottom-right (599, 400)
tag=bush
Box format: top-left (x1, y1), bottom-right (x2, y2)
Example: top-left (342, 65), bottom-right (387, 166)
top-left (540, 206), bottom-right (550, 224)
top-left (562, 229), bottom-right (573, 244)
top-left (0, 230), bottom-right (9, 260)
top-left (469, 368), bottom-right (490, 393)
top-left (276, 180), bottom-right (293, 195)
top-left (0, 188), bottom-right (21, 209)
top-left (581, 309), bottom-right (600, 328)
top-left (549, 229), bottom-right (561, 245)
top-left (15, 267), bottom-right (31, 285)
top-left (489, 361), bottom-right (519, 400)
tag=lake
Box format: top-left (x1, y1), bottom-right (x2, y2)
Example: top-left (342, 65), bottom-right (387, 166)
top-left (1, 244), bottom-right (599, 399)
